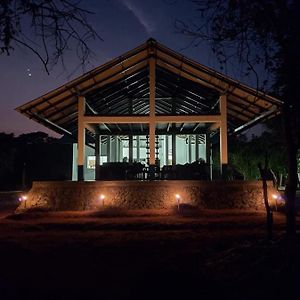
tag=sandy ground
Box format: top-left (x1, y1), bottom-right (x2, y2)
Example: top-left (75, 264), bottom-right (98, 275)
top-left (0, 193), bottom-right (300, 300)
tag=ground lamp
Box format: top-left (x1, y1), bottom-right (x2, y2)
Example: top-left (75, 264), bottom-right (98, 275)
top-left (99, 194), bottom-right (105, 207)
top-left (19, 195), bottom-right (28, 208)
top-left (175, 194), bottom-right (181, 212)
top-left (271, 193), bottom-right (283, 211)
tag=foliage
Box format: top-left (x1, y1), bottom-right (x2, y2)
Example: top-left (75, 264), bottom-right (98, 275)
top-left (0, 0), bottom-right (102, 73)
top-left (177, 0), bottom-right (300, 141)
top-left (179, 0), bottom-right (300, 234)
top-left (230, 130), bottom-right (287, 180)
top-left (0, 131), bottom-right (71, 190)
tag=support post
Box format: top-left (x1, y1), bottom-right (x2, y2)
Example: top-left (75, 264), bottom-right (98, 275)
top-left (195, 134), bottom-right (199, 161)
top-left (136, 136), bottom-right (140, 162)
top-left (77, 96), bottom-right (85, 181)
top-left (220, 94), bottom-right (228, 178)
top-left (149, 57), bottom-right (156, 168)
top-left (95, 133), bottom-right (100, 180)
top-left (118, 138), bottom-right (121, 162)
top-left (205, 133), bottom-right (212, 180)
top-left (188, 135), bottom-right (192, 163)
top-left (129, 135), bottom-right (133, 163)
top-left (172, 133), bottom-right (176, 166)
top-left (205, 133), bottom-right (210, 164)
top-left (113, 136), bottom-right (118, 162)
top-left (107, 135), bottom-right (111, 163)
top-left (149, 122), bottom-right (156, 165)
top-left (165, 135), bottom-right (169, 165)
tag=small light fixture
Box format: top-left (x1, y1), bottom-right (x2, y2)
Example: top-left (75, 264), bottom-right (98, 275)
top-left (175, 194), bottom-right (181, 212)
top-left (99, 194), bottom-right (105, 206)
top-left (19, 195), bottom-right (28, 208)
top-left (271, 193), bottom-right (283, 211)
top-left (19, 195), bottom-right (27, 201)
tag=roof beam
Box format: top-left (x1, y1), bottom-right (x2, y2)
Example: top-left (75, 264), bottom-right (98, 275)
top-left (21, 59), bottom-right (148, 115)
top-left (179, 123), bottom-right (185, 132)
top-left (192, 123), bottom-right (201, 132)
top-left (30, 111), bottom-right (73, 136)
top-left (209, 123), bottom-right (220, 132)
top-left (233, 107), bottom-right (279, 134)
top-left (86, 101), bottom-right (112, 134)
top-left (82, 114), bottom-right (221, 124)
top-left (166, 123), bottom-right (171, 132)
top-left (156, 47), bottom-right (282, 106)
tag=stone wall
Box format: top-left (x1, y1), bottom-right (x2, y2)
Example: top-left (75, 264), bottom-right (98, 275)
top-left (17, 180), bottom-right (279, 212)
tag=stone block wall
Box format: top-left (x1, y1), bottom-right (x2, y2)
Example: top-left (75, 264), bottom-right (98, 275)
top-left (17, 180), bottom-right (279, 212)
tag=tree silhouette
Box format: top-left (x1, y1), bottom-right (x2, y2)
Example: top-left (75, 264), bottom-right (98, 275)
top-left (0, 0), bottom-right (102, 73)
top-left (177, 0), bottom-right (300, 235)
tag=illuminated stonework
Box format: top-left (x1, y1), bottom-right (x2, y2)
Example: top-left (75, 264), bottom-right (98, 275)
top-left (17, 180), bottom-right (279, 212)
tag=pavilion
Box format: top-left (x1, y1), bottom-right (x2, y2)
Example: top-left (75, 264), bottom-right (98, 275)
top-left (16, 38), bottom-right (282, 181)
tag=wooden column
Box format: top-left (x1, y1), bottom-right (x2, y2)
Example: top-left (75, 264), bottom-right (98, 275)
top-left (149, 123), bottom-right (156, 165)
top-left (149, 57), bottom-right (156, 166)
top-left (95, 133), bottom-right (100, 180)
top-left (77, 96), bottom-right (85, 181)
top-left (220, 94), bottom-right (228, 177)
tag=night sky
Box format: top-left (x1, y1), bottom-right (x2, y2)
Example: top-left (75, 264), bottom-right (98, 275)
top-left (0, 0), bottom-right (260, 137)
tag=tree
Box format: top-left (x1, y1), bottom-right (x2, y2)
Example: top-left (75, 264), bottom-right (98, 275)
top-left (0, 0), bottom-right (102, 73)
top-left (0, 131), bottom-right (71, 190)
top-left (230, 128), bottom-right (287, 181)
top-left (177, 0), bottom-right (300, 235)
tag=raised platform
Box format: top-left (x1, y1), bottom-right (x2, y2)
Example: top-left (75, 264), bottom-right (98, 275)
top-left (17, 180), bottom-right (278, 211)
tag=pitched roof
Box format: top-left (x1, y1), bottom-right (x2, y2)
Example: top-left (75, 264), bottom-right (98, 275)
top-left (16, 38), bottom-right (282, 138)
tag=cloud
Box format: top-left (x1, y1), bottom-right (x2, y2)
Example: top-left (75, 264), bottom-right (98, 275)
top-left (119, 0), bottom-right (155, 34)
